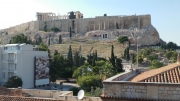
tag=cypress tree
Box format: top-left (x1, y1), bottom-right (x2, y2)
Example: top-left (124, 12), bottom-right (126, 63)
top-left (48, 37), bottom-right (50, 46)
top-left (87, 53), bottom-right (92, 65)
top-left (95, 50), bottom-right (97, 61)
top-left (92, 51), bottom-right (96, 66)
top-left (38, 36), bottom-right (42, 44)
top-left (67, 45), bottom-right (73, 68)
top-left (36, 39), bottom-right (38, 45)
top-left (70, 27), bottom-right (72, 39)
top-left (126, 47), bottom-right (130, 61)
top-left (73, 51), bottom-right (79, 67)
top-left (124, 49), bottom-right (127, 60)
top-left (132, 54), bottom-right (135, 64)
top-left (59, 34), bottom-right (62, 44)
top-left (116, 58), bottom-right (123, 72)
top-left (110, 45), bottom-right (116, 67)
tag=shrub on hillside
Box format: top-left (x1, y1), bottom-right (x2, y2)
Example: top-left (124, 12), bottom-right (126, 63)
top-left (117, 36), bottom-right (128, 44)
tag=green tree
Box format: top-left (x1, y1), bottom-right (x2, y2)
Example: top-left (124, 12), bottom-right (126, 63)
top-left (77, 75), bottom-right (102, 92)
top-left (132, 54), bottom-right (136, 64)
top-left (38, 36), bottom-right (42, 44)
top-left (59, 34), bottom-right (62, 44)
top-left (43, 24), bottom-right (47, 32)
top-left (39, 43), bottom-right (48, 51)
top-left (79, 55), bottom-right (86, 66)
top-left (87, 53), bottom-right (93, 65)
top-left (92, 52), bottom-right (96, 66)
top-left (11, 34), bottom-right (28, 44)
top-left (5, 76), bottom-right (23, 88)
top-left (124, 49), bottom-right (127, 60)
top-left (86, 87), bottom-right (102, 97)
top-left (116, 23), bottom-right (119, 29)
top-left (147, 55), bottom-right (158, 62)
top-left (109, 45), bottom-right (116, 68)
top-left (48, 37), bottom-right (50, 46)
top-left (117, 36), bottom-right (128, 44)
top-left (68, 87), bottom-right (80, 96)
top-left (150, 60), bottom-right (164, 69)
top-left (73, 51), bottom-right (80, 67)
top-left (115, 58), bottom-right (123, 72)
top-left (136, 55), bottom-right (143, 64)
top-left (94, 50), bottom-right (98, 61)
top-left (165, 51), bottom-right (173, 59)
top-left (126, 47), bottom-right (130, 61)
top-left (70, 27), bottom-right (72, 38)
top-left (50, 27), bottom-right (60, 32)
top-left (67, 45), bottom-right (73, 68)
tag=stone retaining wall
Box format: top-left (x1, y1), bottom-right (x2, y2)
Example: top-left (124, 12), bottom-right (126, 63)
top-left (103, 82), bottom-right (180, 100)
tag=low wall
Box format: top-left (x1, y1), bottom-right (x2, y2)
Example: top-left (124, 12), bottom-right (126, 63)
top-left (102, 81), bottom-right (180, 100)
top-left (104, 70), bottom-right (136, 81)
top-left (22, 89), bottom-right (73, 99)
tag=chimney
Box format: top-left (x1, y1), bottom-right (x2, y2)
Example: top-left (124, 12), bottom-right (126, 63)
top-left (177, 53), bottom-right (180, 64)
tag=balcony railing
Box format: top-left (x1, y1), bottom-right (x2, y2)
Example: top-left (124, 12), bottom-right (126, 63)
top-left (8, 60), bottom-right (14, 62)
top-left (8, 69), bottom-right (15, 72)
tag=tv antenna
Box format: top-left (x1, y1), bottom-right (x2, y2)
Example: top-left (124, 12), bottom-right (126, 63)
top-left (77, 89), bottom-right (84, 99)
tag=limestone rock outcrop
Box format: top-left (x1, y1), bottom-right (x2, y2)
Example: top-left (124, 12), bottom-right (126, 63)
top-left (84, 25), bottom-right (160, 46)
top-left (0, 25), bottom-right (160, 46)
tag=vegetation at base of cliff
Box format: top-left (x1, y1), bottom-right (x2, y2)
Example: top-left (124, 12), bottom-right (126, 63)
top-left (117, 36), bottom-right (128, 44)
top-left (11, 34), bottom-right (28, 44)
top-left (5, 76), bottom-right (22, 88)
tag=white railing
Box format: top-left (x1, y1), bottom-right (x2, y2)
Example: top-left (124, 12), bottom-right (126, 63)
top-left (8, 60), bottom-right (14, 62)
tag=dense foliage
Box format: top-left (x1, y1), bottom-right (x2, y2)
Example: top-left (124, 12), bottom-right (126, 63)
top-left (150, 60), bottom-right (164, 69)
top-left (5, 76), bottom-right (22, 88)
top-left (68, 87), bottom-right (80, 96)
top-left (117, 36), bottom-right (128, 44)
top-left (11, 34), bottom-right (28, 44)
top-left (50, 27), bottom-right (60, 32)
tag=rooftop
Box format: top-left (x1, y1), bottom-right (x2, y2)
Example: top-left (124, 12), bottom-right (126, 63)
top-left (131, 63), bottom-right (180, 83)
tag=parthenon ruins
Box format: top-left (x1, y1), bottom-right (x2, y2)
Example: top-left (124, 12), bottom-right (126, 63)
top-left (36, 11), bottom-right (83, 21)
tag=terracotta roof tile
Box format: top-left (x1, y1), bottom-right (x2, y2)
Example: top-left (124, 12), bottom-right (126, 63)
top-left (131, 63), bottom-right (180, 82)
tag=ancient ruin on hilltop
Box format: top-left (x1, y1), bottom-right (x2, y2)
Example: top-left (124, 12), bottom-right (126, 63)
top-left (0, 11), bottom-right (160, 45)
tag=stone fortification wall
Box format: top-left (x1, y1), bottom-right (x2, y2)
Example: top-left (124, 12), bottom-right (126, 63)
top-left (0, 14), bottom-right (151, 34)
top-left (0, 14), bottom-right (158, 46)
top-left (0, 21), bottom-right (39, 34)
top-left (38, 14), bottom-right (151, 34)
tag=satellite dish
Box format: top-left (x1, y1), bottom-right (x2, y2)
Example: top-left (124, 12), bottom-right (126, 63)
top-left (77, 90), bottom-right (84, 99)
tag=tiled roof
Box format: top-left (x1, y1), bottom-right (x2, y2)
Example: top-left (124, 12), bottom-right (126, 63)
top-left (131, 63), bottom-right (180, 83)
top-left (0, 96), bottom-right (60, 101)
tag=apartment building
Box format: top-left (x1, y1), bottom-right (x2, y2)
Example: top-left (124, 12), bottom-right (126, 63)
top-left (0, 44), bottom-right (49, 88)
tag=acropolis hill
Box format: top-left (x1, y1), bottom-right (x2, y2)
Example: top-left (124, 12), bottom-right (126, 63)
top-left (0, 11), bottom-right (160, 46)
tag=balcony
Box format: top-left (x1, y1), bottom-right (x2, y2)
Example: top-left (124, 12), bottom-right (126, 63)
top-left (8, 69), bottom-right (15, 72)
top-left (8, 60), bottom-right (14, 63)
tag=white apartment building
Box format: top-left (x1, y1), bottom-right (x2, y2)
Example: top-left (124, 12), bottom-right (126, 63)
top-left (0, 44), bottom-right (49, 88)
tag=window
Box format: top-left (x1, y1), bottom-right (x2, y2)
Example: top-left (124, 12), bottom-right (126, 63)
top-left (15, 64), bottom-right (16, 70)
top-left (3, 72), bottom-right (5, 79)
top-left (14, 54), bottom-right (17, 60)
top-left (103, 34), bottom-right (108, 38)
top-left (4, 47), bottom-right (7, 50)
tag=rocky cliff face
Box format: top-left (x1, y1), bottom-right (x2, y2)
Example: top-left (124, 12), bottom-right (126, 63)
top-left (85, 25), bottom-right (160, 45)
top-left (0, 25), bottom-right (160, 46)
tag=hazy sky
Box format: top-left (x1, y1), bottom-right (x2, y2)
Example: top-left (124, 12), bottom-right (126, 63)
top-left (0, 0), bottom-right (180, 45)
